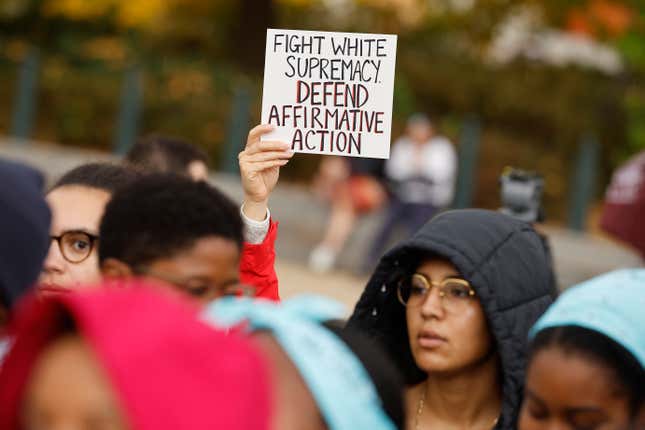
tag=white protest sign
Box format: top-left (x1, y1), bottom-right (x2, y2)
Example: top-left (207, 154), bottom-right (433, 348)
top-left (261, 29), bottom-right (397, 159)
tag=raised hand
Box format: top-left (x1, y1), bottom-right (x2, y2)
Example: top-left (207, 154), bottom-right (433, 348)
top-left (239, 124), bottom-right (294, 221)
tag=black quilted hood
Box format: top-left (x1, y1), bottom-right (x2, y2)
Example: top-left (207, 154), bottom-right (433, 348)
top-left (348, 209), bottom-right (555, 430)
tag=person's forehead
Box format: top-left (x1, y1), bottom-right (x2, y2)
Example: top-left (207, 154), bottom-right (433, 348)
top-left (47, 186), bottom-right (111, 234)
top-left (173, 237), bottom-right (240, 262)
top-left (529, 348), bottom-right (621, 405)
top-left (147, 236), bottom-right (241, 277)
top-left (416, 259), bottom-right (460, 277)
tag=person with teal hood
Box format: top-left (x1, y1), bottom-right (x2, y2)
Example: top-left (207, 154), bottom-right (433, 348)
top-left (520, 269), bottom-right (645, 430)
top-left (203, 295), bottom-right (405, 430)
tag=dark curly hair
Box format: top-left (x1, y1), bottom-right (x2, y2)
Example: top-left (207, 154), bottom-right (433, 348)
top-left (51, 162), bottom-right (142, 194)
top-left (98, 174), bottom-right (243, 268)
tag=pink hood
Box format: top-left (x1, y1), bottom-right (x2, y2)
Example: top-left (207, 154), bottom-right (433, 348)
top-left (0, 282), bottom-right (272, 430)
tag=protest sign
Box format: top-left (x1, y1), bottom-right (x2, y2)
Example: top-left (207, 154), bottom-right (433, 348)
top-left (261, 29), bottom-right (397, 159)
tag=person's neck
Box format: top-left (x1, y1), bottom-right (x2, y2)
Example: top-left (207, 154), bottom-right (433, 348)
top-left (421, 354), bottom-right (502, 429)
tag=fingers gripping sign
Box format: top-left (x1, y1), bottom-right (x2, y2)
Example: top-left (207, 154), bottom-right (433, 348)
top-left (239, 124), bottom-right (294, 221)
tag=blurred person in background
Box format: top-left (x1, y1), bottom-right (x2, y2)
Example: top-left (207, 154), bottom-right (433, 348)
top-left (364, 114), bottom-right (457, 272)
top-left (125, 135), bottom-right (210, 181)
top-left (348, 210), bottom-right (554, 430)
top-left (0, 159), bottom-right (51, 357)
top-left (599, 150), bottom-right (645, 261)
top-left (309, 156), bottom-right (387, 273)
top-left (520, 269), bottom-right (645, 430)
top-left (0, 286), bottom-right (271, 430)
top-left (205, 295), bottom-right (405, 430)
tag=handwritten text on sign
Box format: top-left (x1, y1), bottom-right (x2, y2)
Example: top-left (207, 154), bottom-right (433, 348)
top-left (261, 29), bottom-right (397, 159)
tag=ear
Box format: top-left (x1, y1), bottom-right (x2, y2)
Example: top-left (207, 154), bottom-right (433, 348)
top-left (100, 258), bottom-right (135, 279)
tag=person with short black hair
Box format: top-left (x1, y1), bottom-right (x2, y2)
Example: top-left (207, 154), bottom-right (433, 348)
top-left (39, 163), bottom-right (141, 291)
top-left (520, 270), bottom-right (645, 430)
top-left (99, 174), bottom-right (248, 303)
top-left (52, 162), bottom-right (143, 194)
top-left (125, 135), bottom-right (210, 181)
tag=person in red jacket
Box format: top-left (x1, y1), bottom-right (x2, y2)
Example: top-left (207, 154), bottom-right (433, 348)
top-left (238, 123), bottom-right (294, 300)
top-left (0, 284), bottom-right (272, 430)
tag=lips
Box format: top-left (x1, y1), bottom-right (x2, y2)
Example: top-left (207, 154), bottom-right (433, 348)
top-left (37, 284), bottom-right (71, 296)
top-left (418, 329), bottom-right (447, 349)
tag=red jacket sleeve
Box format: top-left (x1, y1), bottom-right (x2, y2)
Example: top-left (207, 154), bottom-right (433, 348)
top-left (239, 220), bottom-right (280, 301)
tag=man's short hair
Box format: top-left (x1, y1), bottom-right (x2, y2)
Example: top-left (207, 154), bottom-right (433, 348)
top-left (98, 174), bottom-right (243, 268)
top-left (51, 163), bottom-right (142, 194)
top-left (125, 136), bottom-right (209, 176)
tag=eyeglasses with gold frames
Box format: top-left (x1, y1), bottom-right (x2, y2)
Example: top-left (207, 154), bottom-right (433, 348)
top-left (397, 273), bottom-right (476, 310)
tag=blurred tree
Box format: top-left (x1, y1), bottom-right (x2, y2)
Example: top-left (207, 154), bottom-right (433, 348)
top-left (0, 0), bottom-right (643, 218)
top-left (229, 0), bottom-right (275, 71)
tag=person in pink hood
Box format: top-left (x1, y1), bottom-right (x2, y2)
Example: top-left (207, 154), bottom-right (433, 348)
top-left (0, 283), bottom-right (272, 430)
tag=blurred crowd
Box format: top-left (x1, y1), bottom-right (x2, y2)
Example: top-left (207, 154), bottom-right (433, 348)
top-left (0, 117), bottom-right (643, 430)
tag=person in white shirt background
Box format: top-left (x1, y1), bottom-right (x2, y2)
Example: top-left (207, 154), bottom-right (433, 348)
top-left (364, 113), bottom-right (458, 271)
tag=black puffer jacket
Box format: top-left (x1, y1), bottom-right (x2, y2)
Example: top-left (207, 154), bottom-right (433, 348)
top-left (348, 209), bottom-right (554, 430)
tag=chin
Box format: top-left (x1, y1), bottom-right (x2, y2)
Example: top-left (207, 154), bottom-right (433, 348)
top-left (413, 350), bottom-right (459, 373)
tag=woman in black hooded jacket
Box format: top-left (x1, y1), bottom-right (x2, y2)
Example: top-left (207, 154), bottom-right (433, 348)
top-left (348, 209), bottom-right (555, 430)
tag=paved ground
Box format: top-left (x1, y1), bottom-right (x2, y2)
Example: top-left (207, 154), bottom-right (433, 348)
top-left (1, 138), bottom-right (642, 311)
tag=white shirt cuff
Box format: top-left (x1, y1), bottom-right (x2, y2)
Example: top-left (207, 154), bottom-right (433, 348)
top-left (241, 204), bottom-right (270, 244)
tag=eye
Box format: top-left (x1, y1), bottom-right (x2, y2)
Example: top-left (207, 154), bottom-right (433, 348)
top-left (61, 232), bottom-right (94, 260)
top-left (185, 285), bottom-right (210, 297)
top-left (72, 239), bottom-right (90, 251)
top-left (568, 412), bottom-right (608, 430)
top-left (410, 286), bottom-right (427, 296)
top-left (410, 275), bottom-right (428, 295)
top-left (445, 281), bottom-right (472, 298)
top-left (527, 403), bottom-right (548, 420)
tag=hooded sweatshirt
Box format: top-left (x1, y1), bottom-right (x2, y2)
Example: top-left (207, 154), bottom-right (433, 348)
top-left (0, 159), bottom-right (51, 308)
top-left (0, 284), bottom-right (272, 430)
top-left (531, 268), bottom-right (645, 368)
top-left (348, 209), bottom-right (555, 430)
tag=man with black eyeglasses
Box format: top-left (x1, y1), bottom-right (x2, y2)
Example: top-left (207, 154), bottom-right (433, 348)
top-left (38, 163), bottom-right (141, 292)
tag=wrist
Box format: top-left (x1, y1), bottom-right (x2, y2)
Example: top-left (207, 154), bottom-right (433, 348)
top-left (242, 198), bottom-right (269, 222)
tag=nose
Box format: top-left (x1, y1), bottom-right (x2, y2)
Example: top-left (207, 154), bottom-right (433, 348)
top-left (41, 240), bottom-right (65, 276)
top-left (420, 285), bottom-right (445, 320)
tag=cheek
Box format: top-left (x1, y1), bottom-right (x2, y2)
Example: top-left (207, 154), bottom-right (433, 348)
top-left (448, 306), bottom-right (492, 355)
top-left (71, 255), bottom-right (102, 285)
top-left (406, 306), bottom-right (421, 339)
